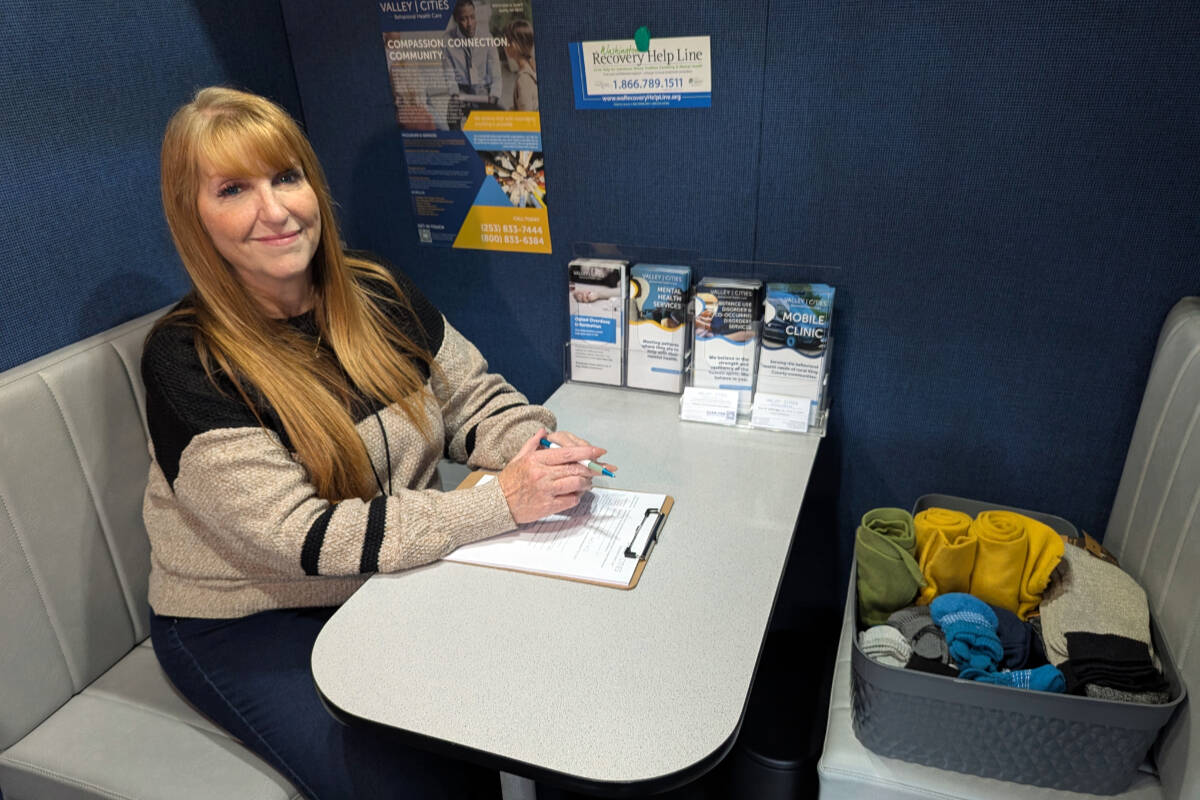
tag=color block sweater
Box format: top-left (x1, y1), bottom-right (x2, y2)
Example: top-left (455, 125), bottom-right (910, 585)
top-left (141, 267), bottom-right (554, 618)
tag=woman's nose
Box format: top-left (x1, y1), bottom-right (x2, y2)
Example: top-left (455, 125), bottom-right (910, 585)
top-left (256, 185), bottom-right (289, 223)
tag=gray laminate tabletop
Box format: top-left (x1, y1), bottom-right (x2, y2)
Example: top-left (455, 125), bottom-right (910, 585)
top-left (312, 382), bottom-right (820, 795)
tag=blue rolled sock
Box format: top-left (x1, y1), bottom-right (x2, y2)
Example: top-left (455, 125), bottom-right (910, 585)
top-left (962, 664), bottom-right (1066, 693)
top-left (930, 593), bottom-right (1004, 672)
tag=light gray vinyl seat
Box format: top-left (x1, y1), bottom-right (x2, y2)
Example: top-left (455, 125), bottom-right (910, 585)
top-left (817, 297), bottom-right (1200, 800)
top-left (0, 309), bottom-right (300, 799)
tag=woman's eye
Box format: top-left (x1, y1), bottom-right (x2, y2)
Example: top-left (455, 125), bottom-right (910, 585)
top-left (216, 183), bottom-right (243, 198)
top-left (276, 169), bottom-right (303, 185)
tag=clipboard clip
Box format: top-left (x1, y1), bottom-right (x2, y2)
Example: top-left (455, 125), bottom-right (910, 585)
top-left (624, 507), bottom-right (664, 560)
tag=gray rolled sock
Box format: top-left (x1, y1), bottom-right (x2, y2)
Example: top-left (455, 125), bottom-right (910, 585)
top-left (859, 625), bottom-right (913, 668)
top-left (1084, 684), bottom-right (1170, 705)
top-left (887, 605), bottom-right (949, 663)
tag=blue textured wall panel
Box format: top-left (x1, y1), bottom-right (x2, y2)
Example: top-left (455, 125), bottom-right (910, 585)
top-left (0, 1), bottom-right (301, 371)
top-left (756, 2), bottom-right (1200, 599)
top-left (281, 1), bottom-right (769, 404)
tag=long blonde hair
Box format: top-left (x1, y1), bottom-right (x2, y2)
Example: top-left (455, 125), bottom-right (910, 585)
top-left (158, 86), bottom-right (433, 503)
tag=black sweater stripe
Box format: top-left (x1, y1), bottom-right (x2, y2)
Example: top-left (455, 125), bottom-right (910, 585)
top-left (464, 402), bottom-right (529, 456)
top-left (301, 506), bottom-right (335, 575)
top-left (359, 497), bottom-right (389, 573)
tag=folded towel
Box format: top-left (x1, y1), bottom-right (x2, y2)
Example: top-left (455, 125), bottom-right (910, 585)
top-left (969, 510), bottom-right (1063, 619)
top-left (914, 508), bottom-right (976, 604)
top-left (855, 508), bottom-right (926, 626)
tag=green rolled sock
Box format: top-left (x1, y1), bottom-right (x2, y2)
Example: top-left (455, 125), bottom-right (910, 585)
top-left (856, 508), bottom-right (926, 627)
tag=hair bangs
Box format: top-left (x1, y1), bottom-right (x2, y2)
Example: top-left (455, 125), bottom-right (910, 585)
top-left (195, 111), bottom-right (302, 179)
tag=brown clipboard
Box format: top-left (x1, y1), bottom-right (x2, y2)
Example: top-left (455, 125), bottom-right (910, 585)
top-left (454, 470), bottom-right (673, 590)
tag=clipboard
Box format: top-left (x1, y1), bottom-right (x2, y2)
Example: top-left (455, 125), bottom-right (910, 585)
top-left (447, 470), bottom-right (673, 589)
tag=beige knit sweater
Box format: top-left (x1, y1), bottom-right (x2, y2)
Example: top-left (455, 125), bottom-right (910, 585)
top-left (141, 270), bottom-right (553, 618)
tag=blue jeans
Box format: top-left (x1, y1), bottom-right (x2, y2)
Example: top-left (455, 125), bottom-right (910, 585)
top-left (150, 607), bottom-right (500, 799)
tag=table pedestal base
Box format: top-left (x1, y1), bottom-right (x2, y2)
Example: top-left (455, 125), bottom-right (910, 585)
top-left (500, 771), bottom-right (537, 799)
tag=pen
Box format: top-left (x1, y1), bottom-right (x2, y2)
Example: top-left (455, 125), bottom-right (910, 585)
top-left (539, 437), bottom-right (616, 477)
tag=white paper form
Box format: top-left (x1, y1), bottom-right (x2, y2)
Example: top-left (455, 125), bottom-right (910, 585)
top-left (444, 478), bottom-right (668, 587)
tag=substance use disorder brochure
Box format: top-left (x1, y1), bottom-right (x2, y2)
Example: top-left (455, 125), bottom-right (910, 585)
top-left (378, 0), bottom-right (550, 253)
top-left (444, 474), bottom-right (672, 588)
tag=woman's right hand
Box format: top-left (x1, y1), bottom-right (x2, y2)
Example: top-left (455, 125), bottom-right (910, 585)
top-left (497, 428), bottom-right (604, 524)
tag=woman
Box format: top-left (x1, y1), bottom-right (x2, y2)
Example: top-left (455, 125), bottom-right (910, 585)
top-left (504, 19), bottom-right (538, 111)
top-left (143, 86), bottom-right (608, 798)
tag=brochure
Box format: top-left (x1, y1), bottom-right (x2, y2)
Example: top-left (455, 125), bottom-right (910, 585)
top-left (626, 263), bottom-right (692, 393)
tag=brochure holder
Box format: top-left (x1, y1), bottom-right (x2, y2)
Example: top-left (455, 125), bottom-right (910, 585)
top-left (563, 246), bottom-right (836, 437)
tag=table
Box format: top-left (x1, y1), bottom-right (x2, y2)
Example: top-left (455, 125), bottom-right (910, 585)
top-left (312, 382), bottom-right (821, 796)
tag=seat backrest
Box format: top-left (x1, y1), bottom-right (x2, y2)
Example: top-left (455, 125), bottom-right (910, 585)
top-left (1104, 296), bottom-right (1200, 800)
top-left (0, 308), bottom-right (164, 750)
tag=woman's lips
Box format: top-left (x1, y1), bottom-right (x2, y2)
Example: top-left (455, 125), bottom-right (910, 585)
top-left (254, 231), bottom-right (301, 245)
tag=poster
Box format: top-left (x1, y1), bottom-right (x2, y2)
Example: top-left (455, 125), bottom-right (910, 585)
top-left (379, 0), bottom-right (550, 252)
top-left (569, 35), bottom-right (712, 109)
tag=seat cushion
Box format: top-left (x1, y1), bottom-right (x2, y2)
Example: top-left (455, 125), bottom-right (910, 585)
top-left (0, 641), bottom-right (299, 800)
top-left (817, 588), bottom-right (1165, 800)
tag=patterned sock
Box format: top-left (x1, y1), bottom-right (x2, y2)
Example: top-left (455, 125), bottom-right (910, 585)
top-left (963, 664), bottom-right (1066, 693)
top-left (1039, 546), bottom-right (1157, 667)
top-left (859, 625), bottom-right (913, 667)
top-left (1084, 684), bottom-right (1170, 705)
top-left (930, 593), bottom-right (1004, 671)
top-left (887, 605), bottom-right (949, 663)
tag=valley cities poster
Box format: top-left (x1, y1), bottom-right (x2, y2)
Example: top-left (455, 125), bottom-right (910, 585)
top-left (379, 0), bottom-right (550, 252)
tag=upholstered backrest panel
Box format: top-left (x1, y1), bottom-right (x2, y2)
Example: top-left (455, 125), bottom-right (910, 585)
top-left (1105, 297), bottom-right (1200, 800)
top-left (0, 308), bottom-right (164, 749)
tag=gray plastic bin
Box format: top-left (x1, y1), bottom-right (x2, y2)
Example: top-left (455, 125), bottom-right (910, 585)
top-left (850, 494), bottom-right (1186, 795)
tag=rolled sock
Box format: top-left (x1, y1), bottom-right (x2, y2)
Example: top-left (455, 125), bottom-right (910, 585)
top-left (1084, 684), bottom-right (1170, 705)
top-left (1062, 632), bottom-right (1170, 695)
top-left (887, 605), bottom-right (949, 663)
top-left (1040, 546), bottom-right (1157, 667)
top-left (989, 603), bottom-right (1044, 669)
top-left (907, 653), bottom-right (959, 677)
top-left (914, 507), bottom-right (976, 604)
top-left (968, 510), bottom-right (1063, 619)
top-left (856, 508), bottom-right (926, 626)
top-left (931, 593), bottom-right (1004, 671)
top-left (859, 625), bottom-right (913, 667)
top-left (962, 664), bottom-right (1066, 693)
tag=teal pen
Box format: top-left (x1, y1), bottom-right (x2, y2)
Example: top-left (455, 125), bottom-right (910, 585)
top-left (539, 437), bottom-right (615, 477)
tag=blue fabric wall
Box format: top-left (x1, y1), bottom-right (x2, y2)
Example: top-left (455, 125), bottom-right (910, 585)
top-left (0, 1), bottom-right (300, 369)
top-left (280, 2), bottom-right (1198, 616)
top-left (756, 3), bottom-right (1199, 605)
top-left (2, 1), bottom-right (1195, 622)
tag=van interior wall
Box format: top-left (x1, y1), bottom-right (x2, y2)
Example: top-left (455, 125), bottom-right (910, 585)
top-left (0, 0), bottom-right (300, 368)
top-left (3, 1), bottom-right (1195, 626)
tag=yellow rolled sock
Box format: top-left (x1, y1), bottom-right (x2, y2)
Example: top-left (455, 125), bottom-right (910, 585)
top-left (914, 508), bottom-right (976, 604)
top-left (969, 510), bottom-right (1064, 619)
top-left (1016, 517), bottom-right (1064, 618)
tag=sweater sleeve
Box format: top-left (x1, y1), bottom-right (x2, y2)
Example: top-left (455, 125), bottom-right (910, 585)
top-left (432, 319), bottom-right (557, 470)
top-left (141, 321), bottom-right (518, 580)
top-left (371, 262), bottom-right (557, 470)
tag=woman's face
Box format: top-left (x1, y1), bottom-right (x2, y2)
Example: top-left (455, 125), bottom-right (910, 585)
top-left (196, 157), bottom-right (321, 311)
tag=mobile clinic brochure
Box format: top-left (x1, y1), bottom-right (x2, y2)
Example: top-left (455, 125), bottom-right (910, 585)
top-left (379, 0), bottom-right (550, 253)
